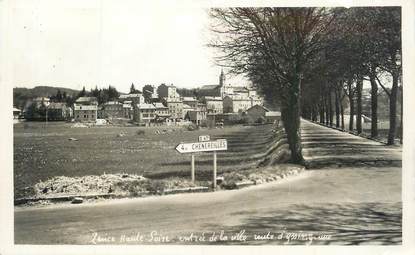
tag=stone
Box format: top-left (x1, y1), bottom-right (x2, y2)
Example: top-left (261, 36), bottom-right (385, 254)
top-left (71, 197), bottom-right (83, 204)
top-left (216, 176), bottom-right (224, 185)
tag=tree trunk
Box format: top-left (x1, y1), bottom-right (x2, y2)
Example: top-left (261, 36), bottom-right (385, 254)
top-left (328, 88), bottom-right (333, 126)
top-left (281, 77), bottom-right (304, 164)
top-left (340, 98), bottom-right (345, 130)
top-left (356, 77), bottom-right (363, 134)
top-left (369, 74), bottom-right (378, 138)
top-left (399, 83), bottom-right (403, 144)
top-left (313, 105), bottom-right (318, 121)
top-left (349, 94), bottom-right (354, 131)
top-left (319, 96), bottom-right (325, 123)
top-left (387, 72), bottom-right (399, 145)
top-left (325, 93), bottom-right (330, 125)
top-left (335, 88), bottom-right (340, 128)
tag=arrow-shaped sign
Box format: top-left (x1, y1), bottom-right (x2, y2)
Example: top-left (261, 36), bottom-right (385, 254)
top-left (176, 139), bottom-right (227, 153)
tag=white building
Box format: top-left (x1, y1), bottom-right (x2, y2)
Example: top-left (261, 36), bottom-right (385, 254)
top-left (73, 97), bottom-right (98, 122)
top-left (223, 94), bottom-right (263, 113)
top-left (205, 96), bottom-right (223, 114)
top-left (133, 103), bottom-right (156, 124)
top-left (154, 102), bottom-right (170, 122)
top-left (119, 93), bottom-right (144, 104)
top-left (166, 98), bottom-right (183, 120)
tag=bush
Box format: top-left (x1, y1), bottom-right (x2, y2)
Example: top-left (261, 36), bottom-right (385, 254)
top-left (186, 124), bottom-right (199, 131)
top-left (143, 180), bottom-right (166, 194)
top-left (220, 172), bottom-right (246, 190)
top-left (136, 130), bottom-right (145, 135)
top-left (199, 120), bottom-right (208, 128)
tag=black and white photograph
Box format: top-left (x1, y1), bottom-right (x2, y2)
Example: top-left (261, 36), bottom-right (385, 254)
top-left (1, 0), bottom-right (414, 254)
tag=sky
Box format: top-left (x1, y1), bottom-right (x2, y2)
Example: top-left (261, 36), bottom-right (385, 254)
top-left (7, 0), bottom-right (400, 93)
top-left (9, 0), bottom-right (248, 93)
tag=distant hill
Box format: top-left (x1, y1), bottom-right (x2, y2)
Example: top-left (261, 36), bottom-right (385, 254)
top-left (13, 86), bottom-right (80, 109)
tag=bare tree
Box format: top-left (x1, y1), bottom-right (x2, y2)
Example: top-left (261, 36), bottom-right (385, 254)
top-left (210, 8), bottom-right (336, 163)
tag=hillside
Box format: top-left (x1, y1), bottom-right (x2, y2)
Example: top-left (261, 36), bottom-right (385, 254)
top-left (13, 86), bottom-right (80, 109)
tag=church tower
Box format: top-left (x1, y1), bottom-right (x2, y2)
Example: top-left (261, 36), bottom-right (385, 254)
top-left (219, 68), bottom-right (225, 87)
top-left (219, 68), bottom-right (227, 97)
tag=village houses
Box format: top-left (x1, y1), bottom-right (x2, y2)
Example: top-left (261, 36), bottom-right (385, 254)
top-left (205, 97), bottom-right (223, 114)
top-left (13, 67), bottom-right (270, 128)
top-left (223, 94), bottom-right (263, 113)
top-left (73, 97), bottom-right (98, 122)
top-left (48, 102), bottom-right (73, 121)
top-left (133, 103), bottom-right (156, 124)
top-left (18, 70), bottom-right (265, 126)
top-left (153, 102), bottom-right (170, 123)
top-left (166, 98), bottom-right (183, 120)
top-left (33, 97), bottom-right (50, 108)
top-left (98, 101), bottom-right (124, 119)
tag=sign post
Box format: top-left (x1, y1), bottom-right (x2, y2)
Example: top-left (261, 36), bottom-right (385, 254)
top-left (213, 151), bottom-right (217, 189)
top-left (191, 154), bottom-right (195, 182)
top-left (176, 138), bottom-right (227, 189)
top-left (175, 139), bottom-right (227, 154)
top-left (198, 135), bottom-right (210, 142)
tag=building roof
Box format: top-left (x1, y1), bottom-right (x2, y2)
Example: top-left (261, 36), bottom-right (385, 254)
top-left (166, 98), bottom-right (183, 103)
top-left (119, 93), bottom-right (142, 99)
top-left (74, 104), bottom-right (98, 110)
top-left (246, 104), bottom-right (268, 112)
top-left (104, 101), bottom-right (122, 105)
top-left (13, 107), bottom-right (21, 112)
top-left (153, 102), bottom-right (168, 109)
top-left (75, 97), bottom-right (98, 103)
top-left (224, 95), bottom-right (251, 101)
top-left (182, 104), bottom-right (193, 109)
top-left (205, 96), bottom-right (222, 101)
top-left (182, 97), bottom-right (197, 102)
top-left (156, 113), bottom-right (171, 117)
top-left (233, 87), bottom-right (249, 93)
top-left (225, 94), bottom-right (262, 101)
top-left (136, 103), bottom-right (156, 110)
top-left (265, 111), bottom-right (281, 117)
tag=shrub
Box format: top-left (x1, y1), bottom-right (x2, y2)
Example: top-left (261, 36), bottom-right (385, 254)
top-left (199, 120), bottom-right (208, 128)
top-left (220, 172), bottom-right (246, 190)
top-left (143, 180), bottom-right (166, 194)
top-left (186, 124), bottom-right (199, 131)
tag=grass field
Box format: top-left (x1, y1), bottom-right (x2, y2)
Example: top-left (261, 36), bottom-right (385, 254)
top-left (14, 122), bottom-right (279, 199)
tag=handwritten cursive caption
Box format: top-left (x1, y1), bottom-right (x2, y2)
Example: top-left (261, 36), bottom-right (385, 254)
top-left (90, 230), bottom-right (332, 245)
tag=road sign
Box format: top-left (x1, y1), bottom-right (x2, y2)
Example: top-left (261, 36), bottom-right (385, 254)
top-left (176, 139), bottom-right (227, 154)
top-left (198, 135), bottom-right (210, 142)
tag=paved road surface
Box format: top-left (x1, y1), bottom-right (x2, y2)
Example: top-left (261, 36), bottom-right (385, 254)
top-left (301, 121), bottom-right (401, 168)
top-left (14, 120), bottom-right (402, 245)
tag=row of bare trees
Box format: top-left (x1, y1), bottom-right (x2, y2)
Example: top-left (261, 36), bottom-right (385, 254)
top-left (300, 7), bottom-right (402, 145)
top-left (209, 7), bottom-right (401, 164)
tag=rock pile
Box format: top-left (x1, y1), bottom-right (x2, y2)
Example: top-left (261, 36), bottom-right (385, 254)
top-left (34, 173), bottom-right (147, 197)
top-left (33, 174), bottom-right (203, 199)
top-left (220, 165), bottom-right (304, 189)
top-left (71, 123), bottom-right (89, 128)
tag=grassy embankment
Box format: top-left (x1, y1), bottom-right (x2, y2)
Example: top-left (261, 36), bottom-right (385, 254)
top-left (14, 122), bottom-right (293, 200)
